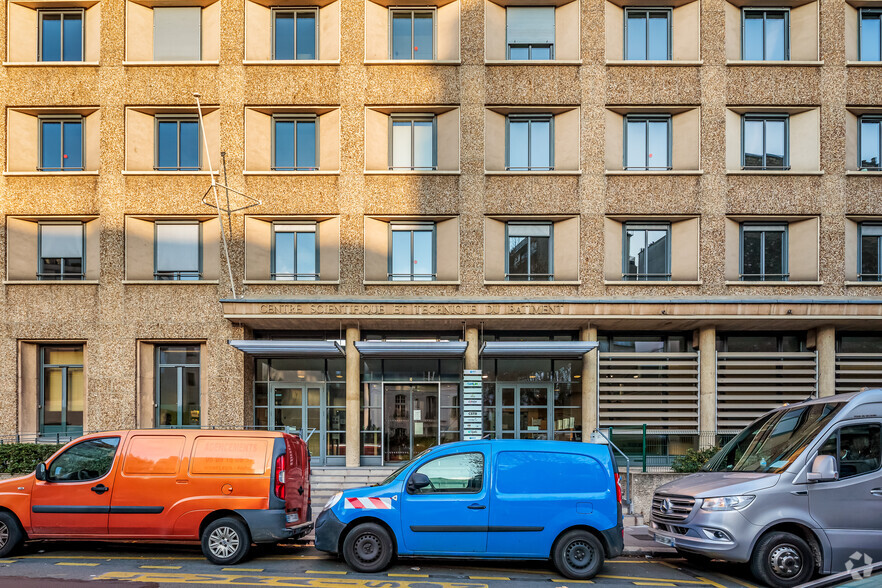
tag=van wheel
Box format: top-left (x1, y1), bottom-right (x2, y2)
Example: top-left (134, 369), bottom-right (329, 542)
top-left (750, 531), bottom-right (814, 588)
top-left (342, 522), bottom-right (393, 573)
top-left (0, 512), bottom-right (24, 558)
top-left (202, 517), bottom-right (252, 565)
top-left (553, 530), bottom-right (604, 580)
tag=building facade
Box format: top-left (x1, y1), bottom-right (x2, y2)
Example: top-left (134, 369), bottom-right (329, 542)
top-left (2, 0), bottom-right (882, 466)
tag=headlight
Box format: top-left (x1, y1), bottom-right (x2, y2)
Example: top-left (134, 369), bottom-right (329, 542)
top-left (322, 492), bottom-right (342, 512)
top-left (700, 495), bottom-right (755, 511)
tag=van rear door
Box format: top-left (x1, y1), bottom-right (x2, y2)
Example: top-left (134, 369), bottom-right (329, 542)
top-left (282, 433), bottom-right (310, 526)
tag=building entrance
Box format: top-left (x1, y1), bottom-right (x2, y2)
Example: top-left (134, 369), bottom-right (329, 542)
top-left (383, 384), bottom-right (440, 462)
top-left (492, 383), bottom-right (553, 439)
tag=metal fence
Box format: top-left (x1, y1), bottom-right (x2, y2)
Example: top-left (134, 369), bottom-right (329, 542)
top-left (606, 426), bottom-right (736, 472)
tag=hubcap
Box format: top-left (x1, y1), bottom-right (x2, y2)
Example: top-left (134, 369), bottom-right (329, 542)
top-left (353, 532), bottom-right (382, 564)
top-left (0, 522), bottom-right (8, 548)
top-left (565, 539), bottom-right (595, 571)
top-left (769, 544), bottom-right (802, 579)
top-left (208, 526), bottom-right (240, 559)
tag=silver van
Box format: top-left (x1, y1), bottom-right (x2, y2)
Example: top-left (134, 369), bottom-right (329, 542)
top-left (649, 389), bottom-right (882, 588)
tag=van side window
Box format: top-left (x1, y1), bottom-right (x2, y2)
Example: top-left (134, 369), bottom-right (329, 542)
top-left (818, 423), bottom-right (882, 480)
top-left (47, 437), bottom-right (120, 482)
top-left (409, 453), bottom-right (484, 494)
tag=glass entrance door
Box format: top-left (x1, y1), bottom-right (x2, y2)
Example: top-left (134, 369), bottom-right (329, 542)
top-left (383, 384), bottom-right (440, 463)
top-left (494, 383), bottom-right (552, 439)
top-left (267, 383), bottom-right (323, 462)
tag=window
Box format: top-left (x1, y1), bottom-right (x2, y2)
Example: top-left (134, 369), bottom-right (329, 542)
top-left (740, 224), bottom-right (788, 281)
top-left (47, 437), bottom-right (119, 481)
top-left (408, 452), bottom-right (484, 494)
top-left (742, 9), bottom-right (789, 61)
top-left (39, 10), bottom-right (83, 62)
top-left (273, 8), bottom-right (317, 60)
top-left (40, 346), bottom-right (84, 436)
top-left (389, 223), bottom-right (435, 281)
top-left (742, 115), bottom-right (788, 170)
top-left (506, 6), bottom-right (554, 59)
top-left (623, 223), bottom-right (670, 281)
top-left (818, 424), bottom-right (882, 480)
top-left (391, 9), bottom-right (434, 60)
top-left (860, 9), bottom-right (882, 61)
top-left (625, 115), bottom-right (671, 170)
top-left (153, 7), bottom-right (201, 61)
top-left (625, 9), bottom-right (670, 60)
top-left (860, 116), bottom-right (882, 170)
top-left (156, 345), bottom-right (201, 427)
top-left (390, 115), bottom-right (436, 170)
top-left (273, 222), bottom-right (318, 281)
top-left (859, 223), bottom-right (882, 281)
top-left (156, 116), bottom-right (200, 171)
top-left (39, 222), bottom-right (84, 280)
top-left (506, 115), bottom-right (553, 170)
top-left (506, 223), bottom-right (552, 281)
top-left (40, 117), bottom-right (83, 171)
top-left (273, 116), bottom-right (317, 170)
top-left (154, 222), bottom-right (201, 280)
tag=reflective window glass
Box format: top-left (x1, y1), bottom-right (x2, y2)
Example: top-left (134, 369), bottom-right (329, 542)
top-left (624, 223), bottom-right (670, 280)
top-left (155, 222), bottom-right (201, 280)
top-left (625, 116), bottom-right (670, 170)
top-left (860, 118), bottom-right (882, 170)
top-left (40, 223), bottom-right (84, 280)
top-left (40, 119), bottom-right (83, 171)
top-left (506, 223), bottom-right (551, 281)
top-left (860, 224), bottom-right (882, 281)
top-left (507, 116), bottom-right (552, 170)
top-left (390, 117), bottom-right (435, 170)
top-left (743, 10), bottom-right (789, 60)
top-left (273, 117), bottom-right (317, 170)
top-left (390, 225), bottom-right (435, 280)
top-left (743, 116), bottom-right (788, 169)
top-left (40, 11), bottom-right (83, 62)
top-left (860, 10), bottom-right (882, 61)
top-left (273, 223), bottom-right (318, 280)
top-left (156, 118), bottom-right (200, 171)
top-left (625, 9), bottom-right (670, 60)
top-left (273, 9), bottom-right (317, 60)
top-left (741, 224), bottom-right (788, 281)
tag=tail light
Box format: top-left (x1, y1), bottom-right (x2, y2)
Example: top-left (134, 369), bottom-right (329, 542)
top-left (275, 455), bottom-right (286, 500)
top-left (614, 472), bottom-right (623, 504)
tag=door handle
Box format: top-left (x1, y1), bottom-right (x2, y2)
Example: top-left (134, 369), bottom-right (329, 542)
top-left (870, 488), bottom-right (882, 496)
top-left (91, 484), bottom-right (109, 495)
top-left (467, 503), bottom-right (486, 510)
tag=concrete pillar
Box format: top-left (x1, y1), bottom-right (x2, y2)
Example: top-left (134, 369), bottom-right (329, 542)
top-left (699, 326), bottom-right (717, 446)
top-left (465, 327), bottom-right (479, 371)
top-left (817, 325), bottom-right (836, 398)
top-left (345, 326), bottom-right (361, 467)
top-left (581, 326), bottom-right (598, 441)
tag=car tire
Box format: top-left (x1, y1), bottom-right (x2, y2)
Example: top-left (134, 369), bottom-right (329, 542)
top-left (341, 522), bottom-right (394, 573)
top-left (201, 517), bottom-right (252, 565)
top-left (0, 512), bottom-right (24, 558)
top-left (749, 531), bottom-right (815, 588)
top-left (553, 530), bottom-right (605, 580)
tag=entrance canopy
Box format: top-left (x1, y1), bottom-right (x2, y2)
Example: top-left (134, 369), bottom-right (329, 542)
top-left (354, 341), bottom-right (468, 358)
top-left (480, 341), bottom-right (598, 358)
top-left (228, 340), bottom-right (344, 357)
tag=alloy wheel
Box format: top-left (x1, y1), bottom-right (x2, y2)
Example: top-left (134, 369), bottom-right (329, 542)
top-left (208, 526), bottom-right (240, 559)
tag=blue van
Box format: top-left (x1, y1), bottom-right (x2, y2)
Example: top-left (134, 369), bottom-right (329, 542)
top-left (314, 440), bottom-right (624, 579)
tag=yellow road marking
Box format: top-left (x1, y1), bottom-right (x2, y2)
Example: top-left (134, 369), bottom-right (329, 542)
top-left (223, 568), bottom-right (265, 572)
top-left (0, 560), bottom-right (15, 563)
top-left (388, 573), bottom-right (430, 577)
top-left (608, 560), bottom-right (654, 564)
top-left (17, 554), bottom-right (327, 561)
top-left (715, 574), bottom-right (758, 588)
top-left (55, 562), bottom-right (100, 567)
top-left (94, 571), bottom-right (490, 587)
top-left (598, 575), bottom-right (711, 585)
top-left (696, 577), bottom-right (728, 588)
top-left (304, 569), bottom-right (348, 574)
top-left (657, 561), bottom-right (682, 570)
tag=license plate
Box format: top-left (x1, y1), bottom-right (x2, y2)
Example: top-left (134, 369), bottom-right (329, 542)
top-left (286, 513), bottom-right (299, 523)
top-left (655, 535), bottom-right (674, 547)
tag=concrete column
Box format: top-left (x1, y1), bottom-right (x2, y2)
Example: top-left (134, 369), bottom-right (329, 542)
top-left (581, 326), bottom-right (598, 441)
top-left (465, 327), bottom-right (480, 371)
top-left (699, 326), bottom-right (717, 446)
top-left (345, 326), bottom-right (361, 468)
top-left (817, 325), bottom-right (836, 398)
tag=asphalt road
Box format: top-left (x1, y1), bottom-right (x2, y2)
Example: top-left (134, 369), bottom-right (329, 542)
top-left (0, 540), bottom-right (766, 588)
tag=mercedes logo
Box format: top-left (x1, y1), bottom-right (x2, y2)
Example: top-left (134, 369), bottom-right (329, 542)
top-left (661, 498), bottom-right (673, 514)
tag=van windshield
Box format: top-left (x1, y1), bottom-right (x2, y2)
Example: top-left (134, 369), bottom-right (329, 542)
top-left (377, 448), bottom-right (432, 486)
top-left (704, 401), bottom-right (844, 474)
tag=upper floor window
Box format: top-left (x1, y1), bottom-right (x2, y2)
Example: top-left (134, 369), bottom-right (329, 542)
top-left (390, 115), bottom-right (436, 170)
top-left (625, 115), bottom-right (670, 170)
top-left (860, 116), bottom-right (882, 171)
top-left (156, 116), bottom-right (200, 171)
top-left (155, 222), bottom-right (201, 280)
top-left (39, 222), bottom-right (84, 281)
top-left (506, 115), bottom-right (553, 171)
top-left (273, 222), bottom-right (318, 281)
top-left (273, 115), bottom-right (317, 171)
top-left (860, 8), bottom-right (882, 61)
top-left (391, 9), bottom-right (434, 60)
top-left (506, 6), bottom-right (554, 59)
top-left (742, 114), bottom-right (788, 170)
top-left (273, 8), bottom-right (317, 60)
top-left (625, 8), bottom-right (670, 61)
top-left (506, 222), bottom-right (552, 281)
top-left (39, 10), bottom-right (83, 62)
top-left (623, 222), bottom-right (670, 281)
top-left (740, 223), bottom-right (788, 281)
top-left (154, 7), bottom-right (201, 61)
top-left (742, 9), bottom-right (789, 61)
top-left (390, 223), bottom-right (435, 281)
top-left (40, 117), bottom-right (83, 171)
top-left (859, 223), bottom-right (882, 281)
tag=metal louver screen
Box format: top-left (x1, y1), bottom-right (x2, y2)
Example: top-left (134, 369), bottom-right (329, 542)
top-left (154, 7), bottom-right (201, 61)
top-left (506, 7), bottom-right (555, 45)
top-left (835, 354), bottom-right (882, 394)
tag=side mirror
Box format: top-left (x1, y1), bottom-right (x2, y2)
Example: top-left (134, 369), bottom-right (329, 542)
top-left (34, 463), bottom-right (47, 481)
top-left (807, 454), bottom-right (838, 482)
top-left (407, 473), bottom-right (431, 492)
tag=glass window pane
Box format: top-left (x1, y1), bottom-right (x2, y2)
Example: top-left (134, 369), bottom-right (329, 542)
top-left (509, 45), bottom-right (529, 60)
top-left (274, 12), bottom-right (295, 60)
top-left (274, 231), bottom-right (295, 278)
top-left (48, 438), bottom-right (119, 481)
top-left (182, 366), bottom-right (200, 426)
top-left (508, 236), bottom-right (528, 277)
top-left (411, 453), bottom-right (483, 494)
top-left (296, 231), bottom-right (316, 278)
top-left (43, 367), bottom-right (63, 427)
top-left (41, 14), bottom-right (62, 61)
top-left (412, 121), bottom-right (434, 169)
top-left (627, 14), bottom-right (647, 60)
top-left (412, 230), bottom-right (433, 278)
top-left (626, 120), bottom-right (646, 168)
top-left (743, 13), bottom-right (764, 61)
top-left (861, 234), bottom-right (880, 278)
top-left (296, 120), bottom-right (316, 169)
top-left (67, 367), bottom-right (84, 425)
top-left (63, 13), bottom-right (83, 61)
top-left (626, 229), bottom-right (644, 275)
top-left (838, 424), bottom-right (882, 479)
top-left (274, 120), bottom-right (295, 169)
top-left (647, 13), bottom-right (669, 60)
top-left (296, 12), bottom-right (316, 59)
top-left (765, 119), bottom-right (786, 168)
top-left (391, 121), bottom-right (411, 168)
top-left (508, 120), bottom-right (529, 169)
top-left (41, 121), bottom-right (62, 170)
top-left (391, 12), bottom-right (412, 59)
top-left (179, 120), bottom-right (200, 170)
top-left (157, 120), bottom-right (178, 169)
top-left (158, 366), bottom-right (179, 426)
top-left (765, 12), bottom-right (786, 60)
top-left (530, 120), bottom-right (551, 169)
top-left (861, 13), bottom-right (881, 61)
top-left (391, 230), bottom-right (412, 277)
top-left (742, 230), bottom-right (762, 277)
top-left (763, 230), bottom-right (785, 277)
top-left (860, 120), bottom-right (881, 169)
top-left (63, 121), bottom-right (82, 169)
top-left (41, 224), bottom-right (83, 258)
top-left (159, 345), bottom-right (200, 365)
top-left (413, 12), bottom-right (433, 60)
top-left (530, 236), bottom-right (550, 276)
top-left (156, 223), bottom-right (200, 273)
top-left (531, 46), bottom-right (552, 59)
top-left (645, 230), bottom-right (668, 276)
top-left (743, 119), bottom-right (764, 167)
top-left (647, 120), bottom-right (669, 169)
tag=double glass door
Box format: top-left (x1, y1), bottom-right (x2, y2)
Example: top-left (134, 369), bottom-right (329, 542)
top-left (490, 383), bottom-right (553, 439)
top-left (384, 384), bottom-right (439, 462)
top-left (263, 383), bottom-right (323, 463)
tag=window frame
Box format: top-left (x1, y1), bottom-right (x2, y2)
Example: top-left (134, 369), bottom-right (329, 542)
top-left (739, 223), bottom-right (789, 282)
top-left (858, 115), bottom-right (882, 171)
top-left (624, 7), bottom-right (672, 61)
top-left (45, 437), bottom-right (120, 482)
top-left (155, 345), bottom-right (202, 428)
top-left (741, 8), bottom-right (790, 61)
top-left (388, 114), bottom-right (437, 171)
top-left (859, 8), bottom-right (882, 62)
top-left (271, 221), bottom-right (320, 281)
top-left (38, 115), bottom-right (84, 172)
top-left (504, 221), bottom-right (553, 281)
top-left (154, 115), bottom-right (201, 172)
top-left (818, 422), bottom-right (882, 481)
top-left (741, 113), bottom-right (790, 170)
top-left (389, 8), bottom-right (436, 60)
top-left (406, 451), bottom-right (485, 495)
top-left (39, 345), bottom-right (85, 437)
top-left (388, 221), bottom-right (437, 281)
top-left (153, 220), bottom-right (203, 281)
top-left (37, 8), bottom-right (85, 62)
top-left (505, 114), bottom-right (554, 171)
top-left (271, 114), bottom-right (319, 171)
top-left (505, 6), bottom-right (555, 60)
top-left (623, 114), bottom-right (672, 170)
top-left (271, 7), bottom-right (319, 60)
top-left (38, 221), bottom-right (85, 281)
top-left (622, 222), bottom-right (672, 281)
top-left (858, 223), bottom-right (882, 282)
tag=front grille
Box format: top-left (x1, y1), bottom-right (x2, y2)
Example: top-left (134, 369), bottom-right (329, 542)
top-left (651, 493), bottom-right (696, 522)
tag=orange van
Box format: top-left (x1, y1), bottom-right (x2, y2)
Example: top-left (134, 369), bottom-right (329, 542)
top-left (0, 429), bottom-right (311, 565)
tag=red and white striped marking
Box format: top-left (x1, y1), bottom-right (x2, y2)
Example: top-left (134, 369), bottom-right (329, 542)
top-left (344, 496), bottom-right (393, 510)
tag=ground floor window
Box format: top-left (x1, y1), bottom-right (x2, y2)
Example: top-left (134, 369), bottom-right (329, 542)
top-left (156, 345), bottom-right (200, 427)
top-left (40, 346), bottom-right (84, 436)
